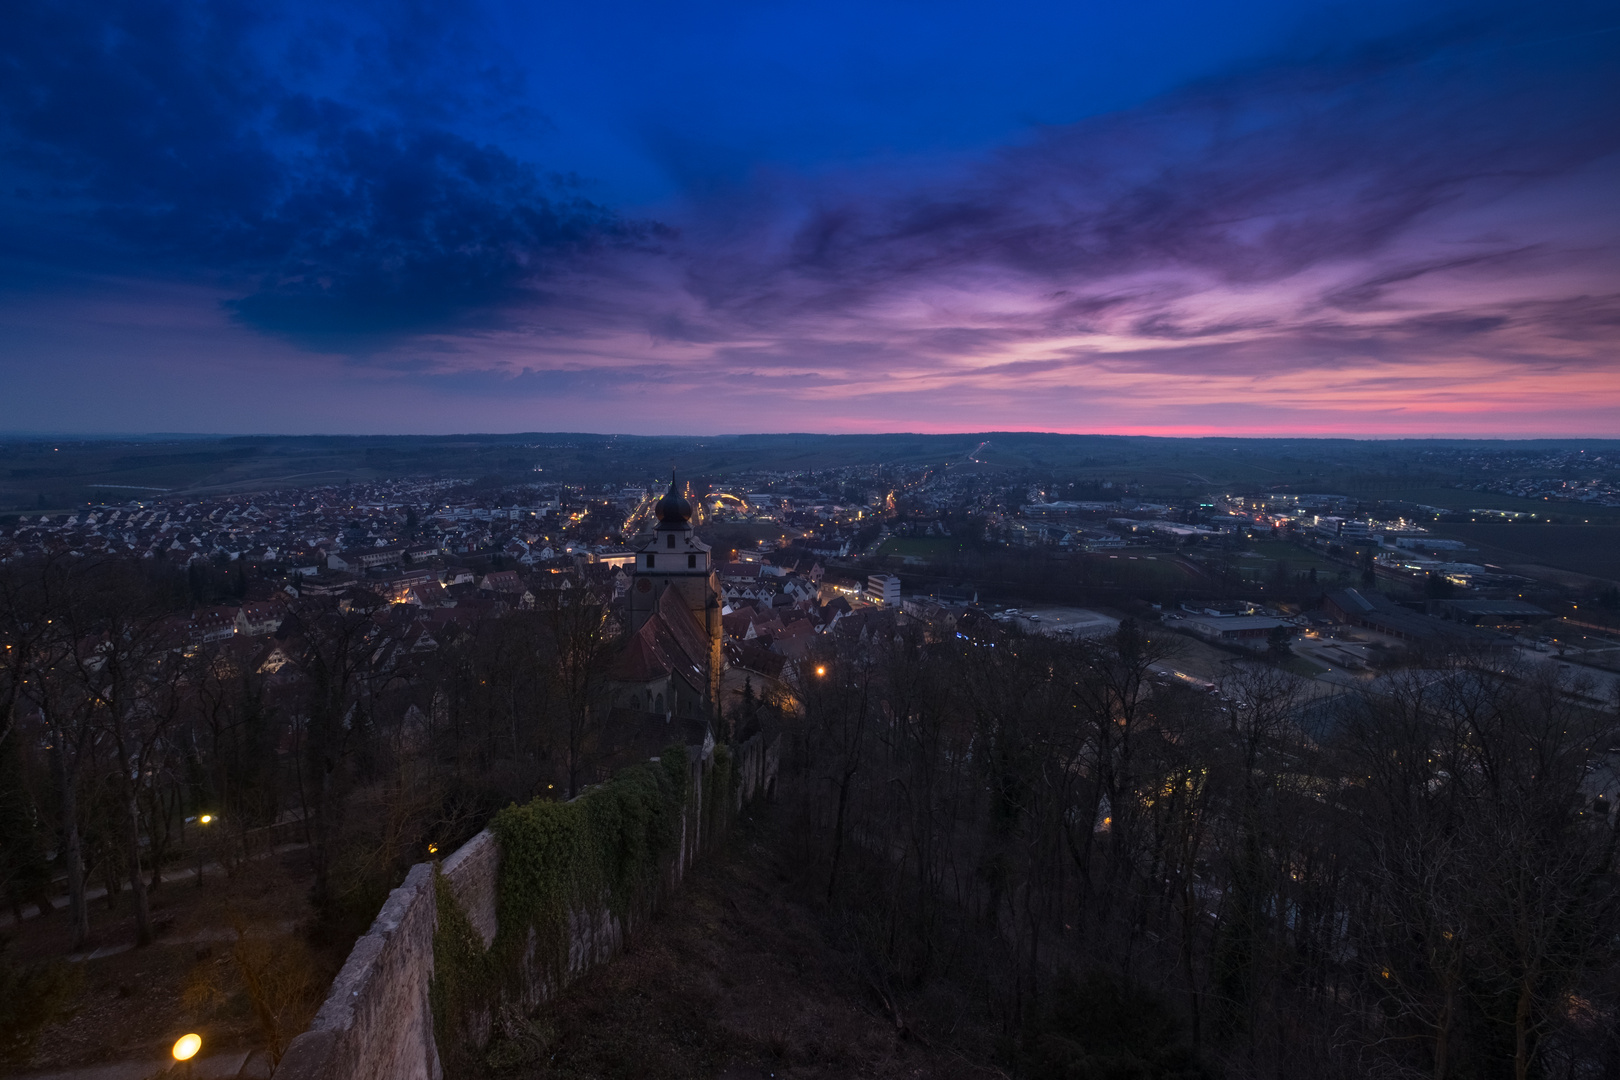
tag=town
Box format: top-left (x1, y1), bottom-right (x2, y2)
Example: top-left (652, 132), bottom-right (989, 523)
top-left (2, 450), bottom-right (1615, 694)
top-left (3, 437), bottom-right (1619, 1080)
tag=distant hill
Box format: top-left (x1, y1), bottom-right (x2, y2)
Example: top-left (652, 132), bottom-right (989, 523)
top-left (3, 432), bottom-right (1618, 517)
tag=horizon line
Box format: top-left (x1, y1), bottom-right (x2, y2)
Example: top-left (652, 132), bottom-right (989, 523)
top-left (4, 430), bottom-right (1620, 444)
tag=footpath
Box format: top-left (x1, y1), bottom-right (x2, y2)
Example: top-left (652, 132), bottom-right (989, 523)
top-left (1, 843), bottom-right (309, 935)
top-left (13, 1049), bottom-right (272, 1080)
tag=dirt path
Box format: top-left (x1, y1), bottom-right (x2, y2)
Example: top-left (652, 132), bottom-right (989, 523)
top-left (1, 843), bottom-right (308, 932)
top-left (11, 845), bottom-right (326, 1078)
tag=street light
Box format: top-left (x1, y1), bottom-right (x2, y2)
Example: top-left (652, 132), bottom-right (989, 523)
top-left (173, 1032), bottom-right (201, 1075)
top-left (196, 815), bottom-right (214, 888)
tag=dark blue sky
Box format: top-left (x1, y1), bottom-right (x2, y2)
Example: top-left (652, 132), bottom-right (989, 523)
top-left (1, 0), bottom-right (1617, 435)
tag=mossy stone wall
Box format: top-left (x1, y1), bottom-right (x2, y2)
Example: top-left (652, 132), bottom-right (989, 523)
top-left (276, 732), bottom-right (776, 1080)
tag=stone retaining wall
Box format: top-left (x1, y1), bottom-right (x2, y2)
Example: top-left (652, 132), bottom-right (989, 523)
top-left (274, 733), bottom-right (776, 1080)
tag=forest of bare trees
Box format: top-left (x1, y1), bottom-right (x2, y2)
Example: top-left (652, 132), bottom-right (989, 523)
top-left (0, 553), bottom-right (625, 1065)
top-left (781, 613), bottom-right (1620, 1079)
top-left (4, 545), bottom-right (1619, 1078)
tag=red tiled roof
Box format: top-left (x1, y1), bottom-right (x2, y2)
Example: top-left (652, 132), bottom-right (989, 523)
top-left (656, 585), bottom-right (713, 672)
top-left (611, 586), bottom-right (712, 693)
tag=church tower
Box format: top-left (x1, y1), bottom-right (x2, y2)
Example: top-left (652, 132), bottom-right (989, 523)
top-left (629, 472), bottom-right (724, 704)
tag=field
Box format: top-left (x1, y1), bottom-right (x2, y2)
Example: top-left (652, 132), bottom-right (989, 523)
top-left (1236, 539), bottom-right (1344, 573)
top-left (1427, 524), bottom-right (1620, 583)
top-left (873, 535), bottom-right (975, 560)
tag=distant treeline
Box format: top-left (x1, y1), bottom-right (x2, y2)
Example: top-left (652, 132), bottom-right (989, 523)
top-left (6, 432), bottom-right (1619, 515)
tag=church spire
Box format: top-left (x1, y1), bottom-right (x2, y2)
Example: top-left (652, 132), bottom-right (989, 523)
top-left (655, 468), bottom-right (692, 524)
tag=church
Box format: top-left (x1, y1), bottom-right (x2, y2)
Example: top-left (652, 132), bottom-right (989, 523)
top-left (608, 473), bottom-right (724, 720)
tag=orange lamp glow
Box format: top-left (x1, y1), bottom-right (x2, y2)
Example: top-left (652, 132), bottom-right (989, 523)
top-left (173, 1034), bottom-right (202, 1061)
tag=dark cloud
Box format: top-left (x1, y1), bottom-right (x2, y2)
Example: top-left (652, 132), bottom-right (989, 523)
top-left (0, 0), bottom-right (651, 341)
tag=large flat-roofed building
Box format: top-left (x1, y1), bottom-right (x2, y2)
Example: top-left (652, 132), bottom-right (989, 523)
top-left (1180, 614), bottom-right (1294, 645)
top-left (1324, 588), bottom-right (1509, 649)
top-left (1432, 598), bottom-right (1550, 627)
top-left (867, 573), bottom-right (901, 606)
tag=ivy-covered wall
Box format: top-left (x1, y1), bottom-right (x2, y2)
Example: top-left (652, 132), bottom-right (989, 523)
top-left (274, 732), bottom-right (776, 1080)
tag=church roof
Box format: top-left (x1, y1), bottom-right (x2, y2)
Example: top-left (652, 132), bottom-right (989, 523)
top-left (611, 583), bottom-right (712, 692)
top-left (655, 582), bottom-right (714, 670)
top-left (655, 470), bottom-right (693, 525)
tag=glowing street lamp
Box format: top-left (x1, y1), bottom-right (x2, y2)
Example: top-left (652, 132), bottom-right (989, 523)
top-left (815, 665), bottom-right (826, 677)
top-left (173, 1034), bottom-right (201, 1060)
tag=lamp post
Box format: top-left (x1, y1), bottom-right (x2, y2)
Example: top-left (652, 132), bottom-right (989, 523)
top-left (195, 815), bottom-right (213, 888)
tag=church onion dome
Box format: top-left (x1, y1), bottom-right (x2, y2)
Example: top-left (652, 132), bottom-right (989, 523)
top-left (656, 471), bottom-right (693, 524)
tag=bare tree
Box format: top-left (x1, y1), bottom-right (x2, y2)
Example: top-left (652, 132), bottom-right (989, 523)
top-left (2, 557), bottom-right (94, 948)
top-left (533, 586), bottom-right (614, 799)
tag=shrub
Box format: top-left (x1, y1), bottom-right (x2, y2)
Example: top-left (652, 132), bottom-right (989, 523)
top-left (432, 745), bottom-right (692, 1071)
top-left (1021, 972), bottom-right (1216, 1080)
top-left (0, 938), bottom-right (82, 1068)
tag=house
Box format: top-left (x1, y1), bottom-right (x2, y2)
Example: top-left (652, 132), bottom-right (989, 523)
top-left (235, 601), bottom-right (285, 637)
top-left (722, 609), bottom-right (758, 641)
top-left (769, 617), bottom-right (816, 659)
top-left (479, 570), bottom-right (525, 595)
top-left (187, 605), bottom-right (240, 645)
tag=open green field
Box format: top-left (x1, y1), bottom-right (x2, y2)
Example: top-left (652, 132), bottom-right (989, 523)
top-left (875, 535), bottom-right (976, 559)
top-left (1282, 655), bottom-right (1330, 678)
top-left (1078, 552), bottom-right (1198, 588)
top-left (1428, 524), bottom-right (1620, 583)
top-left (1240, 539), bottom-right (1344, 572)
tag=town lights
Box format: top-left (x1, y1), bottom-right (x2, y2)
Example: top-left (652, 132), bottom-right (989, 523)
top-left (173, 1033), bottom-right (202, 1061)
top-left (815, 665), bottom-right (826, 677)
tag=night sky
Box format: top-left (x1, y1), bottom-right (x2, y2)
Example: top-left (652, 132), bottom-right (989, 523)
top-left (1, 0), bottom-right (1617, 436)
